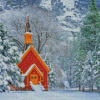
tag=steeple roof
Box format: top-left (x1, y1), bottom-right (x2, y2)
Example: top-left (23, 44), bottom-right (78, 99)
top-left (25, 15), bottom-right (31, 32)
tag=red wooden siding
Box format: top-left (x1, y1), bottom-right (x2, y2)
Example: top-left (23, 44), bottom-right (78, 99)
top-left (17, 49), bottom-right (49, 90)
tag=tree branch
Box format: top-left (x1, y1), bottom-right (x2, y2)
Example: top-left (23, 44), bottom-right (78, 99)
top-left (39, 32), bottom-right (49, 53)
top-left (7, 35), bottom-right (23, 50)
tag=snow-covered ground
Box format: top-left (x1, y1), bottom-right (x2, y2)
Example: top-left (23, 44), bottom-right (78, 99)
top-left (0, 90), bottom-right (100, 100)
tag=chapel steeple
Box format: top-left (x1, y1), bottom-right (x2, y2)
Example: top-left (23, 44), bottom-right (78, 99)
top-left (23, 15), bottom-right (33, 51)
top-left (25, 15), bottom-right (31, 32)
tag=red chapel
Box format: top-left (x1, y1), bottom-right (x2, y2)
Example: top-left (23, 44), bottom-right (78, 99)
top-left (16, 15), bottom-right (50, 90)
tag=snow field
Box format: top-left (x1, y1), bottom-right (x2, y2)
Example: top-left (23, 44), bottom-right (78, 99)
top-left (0, 90), bottom-right (100, 100)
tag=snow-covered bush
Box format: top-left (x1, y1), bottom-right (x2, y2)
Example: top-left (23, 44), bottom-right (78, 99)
top-left (61, 70), bottom-right (70, 88)
top-left (30, 81), bottom-right (44, 92)
top-left (64, 81), bottom-right (70, 88)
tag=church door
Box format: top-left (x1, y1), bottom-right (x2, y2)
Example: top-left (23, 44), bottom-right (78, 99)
top-left (30, 74), bottom-right (38, 85)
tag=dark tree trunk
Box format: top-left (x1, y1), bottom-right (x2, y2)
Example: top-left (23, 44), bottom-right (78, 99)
top-left (1, 39), bottom-right (5, 56)
top-left (82, 86), bottom-right (85, 92)
top-left (38, 35), bottom-right (40, 54)
top-left (97, 86), bottom-right (100, 92)
top-left (79, 83), bottom-right (81, 91)
top-left (69, 66), bottom-right (71, 87)
top-left (89, 81), bottom-right (92, 92)
top-left (92, 84), bottom-right (93, 92)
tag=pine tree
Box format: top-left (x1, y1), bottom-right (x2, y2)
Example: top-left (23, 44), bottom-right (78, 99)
top-left (93, 36), bottom-right (100, 91)
top-left (81, 0), bottom-right (100, 52)
top-left (80, 0), bottom-right (100, 91)
top-left (71, 38), bottom-right (86, 91)
top-left (0, 22), bottom-right (24, 92)
top-left (90, 0), bottom-right (98, 12)
top-left (45, 56), bottom-right (56, 89)
top-left (82, 51), bottom-right (96, 91)
top-left (94, 52), bottom-right (100, 91)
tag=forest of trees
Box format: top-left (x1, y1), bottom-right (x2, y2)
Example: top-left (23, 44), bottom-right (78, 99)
top-left (67, 0), bottom-right (100, 92)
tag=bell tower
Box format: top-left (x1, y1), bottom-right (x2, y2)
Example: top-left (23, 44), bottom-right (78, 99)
top-left (24, 15), bottom-right (33, 51)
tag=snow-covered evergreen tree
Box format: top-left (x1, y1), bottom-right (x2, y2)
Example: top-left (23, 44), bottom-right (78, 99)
top-left (71, 38), bottom-right (86, 90)
top-left (94, 52), bottom-right (100, 91)
top-left (0, 22), bottom-right (24, 92)
top-left (81, 0), bottom-right (100, 52)
top-left (80, 0), bottom-right (100, 91)
top-left (45, 55), bottom-right (56, 89)
top-left (93, 36), bottom-right (100, 91)
top-left (81, 51), bottom-right (96, 91)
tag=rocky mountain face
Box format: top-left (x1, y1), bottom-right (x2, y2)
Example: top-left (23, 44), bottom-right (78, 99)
top-left (0, 0), bottom-right (100, 13)
top-left (75, 0), bottom-right (100, 14)
top-left (39, 0), bottom-right (100, 37)
top-left (0, 0), bottom-right (41, 10)
top-left (51, 0), bottom-right (66, 16)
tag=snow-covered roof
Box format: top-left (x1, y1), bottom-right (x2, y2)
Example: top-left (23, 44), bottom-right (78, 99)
top-left (22, 64), bottom-right (43, 76)
top-left (25, 32), bottom-right (33, 34)
top-left (21, 45), bottom-right (32, 56)
top-left (19, 45), bottom-right (50, 72)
